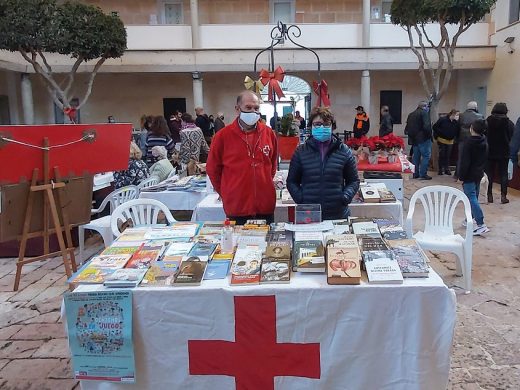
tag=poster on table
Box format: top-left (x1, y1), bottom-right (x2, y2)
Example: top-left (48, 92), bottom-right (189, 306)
top-left (64, 290), bottom-right (135, 383)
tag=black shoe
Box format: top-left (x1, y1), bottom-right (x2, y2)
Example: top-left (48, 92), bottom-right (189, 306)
top-left (444, 170), bottom-right (452, 176)
top-left (438, 171), bottom-right (444, 176)
top-left (419, 175), bottom-right (433, 180)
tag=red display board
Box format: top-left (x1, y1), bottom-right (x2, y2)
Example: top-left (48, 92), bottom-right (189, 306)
top-left (0, 124), bottom-right (131, 184)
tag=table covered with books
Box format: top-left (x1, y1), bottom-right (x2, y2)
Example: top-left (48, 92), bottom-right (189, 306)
top-left (191, 193), bottom-right (404, 225)
top-left (63, 219), bottom-right (456, 390)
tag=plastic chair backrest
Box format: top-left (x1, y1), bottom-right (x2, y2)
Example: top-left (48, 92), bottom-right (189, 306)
top-left (137, 176), bottom-right (160, 190)
top-left (407, 185), bottom-right (471, 236)
top-left (110, 186), bottom-right (140, 213)
top-left (110, 199), bottom-right (176, 237)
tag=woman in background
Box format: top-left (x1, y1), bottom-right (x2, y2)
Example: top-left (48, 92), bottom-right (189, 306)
top-left (149, 146), bottom-right (174, 182)
top-left (145, 116), bottom-right (175, 166)
top-left (114, 141), bottom-right (149, 189)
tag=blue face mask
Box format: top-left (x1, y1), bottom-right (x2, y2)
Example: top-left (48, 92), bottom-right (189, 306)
top-left (311, 125), bottom-right (332, 142)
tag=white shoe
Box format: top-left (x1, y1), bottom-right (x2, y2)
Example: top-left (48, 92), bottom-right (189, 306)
top-left (473, 224), bottom-right (490, 236)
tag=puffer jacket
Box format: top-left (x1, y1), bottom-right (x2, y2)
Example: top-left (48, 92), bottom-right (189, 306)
top-left (287, 136), bottom-right (360, 220)
top-left (486, 113), bottom-right (515, 159)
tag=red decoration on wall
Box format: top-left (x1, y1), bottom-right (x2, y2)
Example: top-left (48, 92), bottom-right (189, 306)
top-left (188, 295), bottom-right (321, 390)
top-left (259, 66), bottom-right (286, 101)
top-left (312, 80), bottom-right (331, 107)
top-left (63, 107), bottom-right (77, 123)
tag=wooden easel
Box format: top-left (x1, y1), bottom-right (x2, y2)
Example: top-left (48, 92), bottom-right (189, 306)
top-left (14, 138), bottom-right (77, 291)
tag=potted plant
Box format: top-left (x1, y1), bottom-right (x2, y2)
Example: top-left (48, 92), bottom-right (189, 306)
top-left (363, 137), bottom-right (379, 165)
top-left (381, 134), bottom-right (405, 163)
top-left (346, 136), bottom-right (368, 161)
top-left (277, 113), bottom-right (299, 161)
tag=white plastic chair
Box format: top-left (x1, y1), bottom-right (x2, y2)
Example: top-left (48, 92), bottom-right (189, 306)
top-left (78, 186), bottom-right (139, 262)
top-left (405, 185), bottom-right (474, 293)
top-left (110, 199), bottom-right (176, 238)
top-left (137, 176), bottom-right (160, 192)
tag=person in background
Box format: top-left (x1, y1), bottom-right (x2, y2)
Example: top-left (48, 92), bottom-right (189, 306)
top-left (179, 113), bottom-right (210, 164)
top-left (295, 110), bottom-right (306, 130)
top-left (214, 112), bottom-right (226, 133)
top-left (379, 105), bottom-right (393, 137)
top-left (168, 111), bottom-right (182, 144)
top-left (511, 117), bottom-right (520, 167)
top-left (114, 141), bottom-right (149, 189)
top-left (149, 146), bottom-right (174, 182)
top-left (209, 114), bottom-right (216, 134)
top-left (456, 101), bottom-right (483, 180)
top-left (353, 105), bottom-right (370, 138)
top-left (139, 115), bottom-right (153, 156)
top-left (433, 109), bottom-right (460, 175)
top-left (107, 115), bottom-right (116, 123)
top-left (270, 114), bottom-right (280, 131)
top-left (458, 119), bottom-right (490, 235)
top-left (195, 107), bottom-right (213, 144)
top-left (485, 102), bottom-right (515, 204)
top-left (206, 91), bottom-right (278, 225)
top-left (287, 107), bottom-right (360, 220)
top-left (405, 101), bottom-right (433, 180)
top-left (145, 116), bottom-right (175, 166)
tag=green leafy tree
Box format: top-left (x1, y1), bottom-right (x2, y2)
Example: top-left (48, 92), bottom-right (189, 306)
top-left (0, 0), bottom-right (126, 117)
top-left (391, 0), bottom-right (495, 119)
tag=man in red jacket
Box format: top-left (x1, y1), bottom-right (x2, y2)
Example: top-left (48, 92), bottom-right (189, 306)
top-left (207, 91), bottom-right (278, 224)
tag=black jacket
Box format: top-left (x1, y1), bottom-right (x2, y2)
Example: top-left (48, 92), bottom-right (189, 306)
top-left (196, 114), bottom-right (212, 138)
top-left (458, 135), bottom-right (488, 183)
top-left (486, 114), bottom-right (515, 159)
top-left (287, 136), bottom-right (360, 220)
top-left (353, 114), bottom-right (370, 138)
top-left (405, 108), bottom-right (432, 145)
top-left (433, 116), bottom-right (460, 141)
top-left (379, 113), bottom-right (393, 137)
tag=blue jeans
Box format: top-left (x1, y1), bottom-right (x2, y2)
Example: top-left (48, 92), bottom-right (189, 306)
top-left (462, 181), bottom-right (484, 225)
top-left (413, 139), bottom-right (432, 177)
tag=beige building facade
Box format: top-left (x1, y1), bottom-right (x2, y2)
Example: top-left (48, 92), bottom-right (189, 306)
top-left (0, 0), bottom-right (517, 134)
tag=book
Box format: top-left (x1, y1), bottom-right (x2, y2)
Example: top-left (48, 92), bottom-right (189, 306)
top-left (265, 242), bottom-right (291, 259)
top-left (116, 228), bottom-right (149, 242)
top-left (203, 260), bottom-right (231, 280)
top-left (260, 259), bottom-right (291, 284)
top-left (387, 239), bottom-right (430, 277)
top-left (379, 188), bottom-right (397, 203)
top-left (125, 245), bottom-right (163, 269)
top-left (212, 252), bottom-right (234, 261)
top-left (292, 240), bottom-right (326, 272)
top-left (363, 250), bottom-right (403, 284)
top-left (173, 256), bottom-right (208, 286)
top-left (194, 234), bottom-right (222, 244)
top-left (326, 247), bottom-right (361, 285)
top-left (70, 266), bottom-right (116, 284)
top-left (377, 221), bottom-right (407, 240)
top-left (101, 246), bottom-right (140, 256)
top-left (331, 219), bottom-right (351, 234)
top-left (382, 229), bottom-right (408, 240)
top-left (188, 242), bottom-right (218, 258)
top-left (88, 254), bottom-right (131, 269)
top-left (265, 230), bottom-right (293, 244)
top-left (372, 218), bottom-right (400, 228)
top-left (325, 234), bottom-right (358, 248)
top-left (351, 221), bottom-right (381, 238)
top-left (104, 268), bottom-right (148, 288)
top-left (230, 248), bottom-right (263, 285)
top-left (164, 242), bottom-right (194, 257)
top-left (294, 231), bottom-right (324, 242)
top-left (360, 186), bottom-right (381, 203)
top-left (141, 258), bottom-right (182, 286)
top-left (237, 235), bottom-right (267, 251)
top-left (360, 237), bottom-right (389, 252)
top-left (269, 222), bottom-right (287, 232)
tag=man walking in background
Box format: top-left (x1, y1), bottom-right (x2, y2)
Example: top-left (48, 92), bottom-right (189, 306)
top-left (456, 101), bottom-right (483, 180)
top-left (195, 106), bottom-right (213, 144)
top-left (405, 101), bottom-right (433, 180)
top-left (379, 105), bottom-right (393, 137)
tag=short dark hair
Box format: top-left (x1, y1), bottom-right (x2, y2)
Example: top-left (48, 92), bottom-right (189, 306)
top-left (448, 109), bottom-right (459, 117)
top-left (308, 107), bottom-right (334, 125)
top-left (181, 112), bottom-right (195, 123)
top-left (491, 102), bottom-right (508, 115)
top-left (471, 119), bottom-right (487, 135)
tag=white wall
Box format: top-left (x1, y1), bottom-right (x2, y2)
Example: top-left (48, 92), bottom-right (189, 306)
top-left (126, 26), bottom-right (192, 50)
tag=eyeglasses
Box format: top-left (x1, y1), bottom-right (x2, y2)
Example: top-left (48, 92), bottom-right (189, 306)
top-left (312, 122), bottom-right (331, 127)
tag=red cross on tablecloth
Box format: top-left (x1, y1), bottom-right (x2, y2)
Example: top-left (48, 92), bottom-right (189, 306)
top-left (188, 295), bottom-right (321, 390)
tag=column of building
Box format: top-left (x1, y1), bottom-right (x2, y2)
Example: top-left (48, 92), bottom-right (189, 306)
top-left (361, 0), bottom-right (371, 114)
top-left (190, 0), bottom-right (204, 108)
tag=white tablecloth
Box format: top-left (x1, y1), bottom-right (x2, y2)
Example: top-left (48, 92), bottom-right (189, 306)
top-left (192, 194), bottom-right (404, 225)
top-left (139, 190), bottom-right (208, 211)
top-left (74, 271), bottom-right (456, 390)
top-left (93, 172), bottom-right (114, 192)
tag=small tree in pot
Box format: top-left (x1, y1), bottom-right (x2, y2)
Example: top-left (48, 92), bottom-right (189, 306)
top-left (277, 113), bottom-right (299, 160)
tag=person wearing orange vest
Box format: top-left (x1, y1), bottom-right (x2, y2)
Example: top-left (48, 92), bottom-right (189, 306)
top-left (353, 106), bottom-right (370, 138)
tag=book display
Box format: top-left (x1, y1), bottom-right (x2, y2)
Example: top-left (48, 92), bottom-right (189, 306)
top-left (68, 213), bottom-right (431, 289)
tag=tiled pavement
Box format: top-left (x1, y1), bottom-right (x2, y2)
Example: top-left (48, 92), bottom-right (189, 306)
top-left (0, 173), bottom-right (519, 389)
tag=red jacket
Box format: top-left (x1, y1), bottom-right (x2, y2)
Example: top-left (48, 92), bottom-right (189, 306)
top-left (207, 118), bottom-right (278, 217)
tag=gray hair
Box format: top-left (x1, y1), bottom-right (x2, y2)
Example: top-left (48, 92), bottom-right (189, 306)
top-left (151, 145), bottom-right (167, 160)
top-left (467, 101), bottom-right (478, 110)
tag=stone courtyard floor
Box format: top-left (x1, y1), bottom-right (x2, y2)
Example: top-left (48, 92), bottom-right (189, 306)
top-left (0, 173), bottom-right (519, 389)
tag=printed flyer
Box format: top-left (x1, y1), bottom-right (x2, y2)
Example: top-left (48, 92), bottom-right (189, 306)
top-left (64, 290), bottom-right (135, 382)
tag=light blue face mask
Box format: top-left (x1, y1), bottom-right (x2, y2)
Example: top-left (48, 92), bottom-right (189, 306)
top-left (312, 125), bottom-right (332, 142)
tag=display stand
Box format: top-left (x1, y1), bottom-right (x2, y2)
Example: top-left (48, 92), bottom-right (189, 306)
top-left (14, 139), bottom-right (77, 290)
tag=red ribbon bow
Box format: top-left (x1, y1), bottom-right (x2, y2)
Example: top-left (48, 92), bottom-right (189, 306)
top-left (63, 107), bottom-right (77, 122)
top-left (259, 66), bottom-right (285, 101)
top-left (312, 80), bottom-right (331, 107)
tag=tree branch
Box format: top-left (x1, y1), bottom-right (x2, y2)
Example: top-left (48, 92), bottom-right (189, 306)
top-left (77, 56), bottom-right (106, 109)
top-left (64, 56), bottom-right (84, 97)
top-left (413, 25), bottom-right (435, 91)
top-left (37, 50), bottom-right (52, 74)
top-left (406, 26), bottom-right (433, 96)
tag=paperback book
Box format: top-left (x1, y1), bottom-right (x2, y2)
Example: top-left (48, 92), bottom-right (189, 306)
top-left (164, 242), bottom-right (194, 257)
top-left (88, 254), bottom-right (132, 269)
top-left (125, 245), bottom-right (163, 269)
top-left (104, 268), bottom-right (148, 288)
top-left (351, 221), bottom-right (381, 238)
top-left (188, 242), bottom-right (218, 258)
top-left (387, 239), bottom-right (430, 277)
top-left (360, 237), bottom-right (389, 252)
top-left (141, 258), bottom-right (182, 286)
top-left (325, 234), bottom-right (358, 248)
top-left (203, 260), bottom-right (231, 280)
top-left (70, 266), bottom-right (116, 285)
top-left (326, 247), bottom-right (361, 285)
top-left (173, 256), bottom-right (208, 286)
top-left (293, 241), bottom-right (326, 272)
top-left (265, 241), bottom-right (291, 259)
top-left (363, 250), bottom-right (403, 284)
top-left (101, 246), bottom-right (140, 256)
top-left (230, 248), bottom-right (263, 285)
top-left (378, 189), bottom-right (397, 203)
top-left (360, 186), bottom-right (381, 203)
top-left (260, 259), bottom-right (291, 284)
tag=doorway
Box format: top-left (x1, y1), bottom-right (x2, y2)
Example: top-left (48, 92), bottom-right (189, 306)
top-left (163, 98), bottom-right (187, 119)
top-left (0, 95), bottom-right (10, 125)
